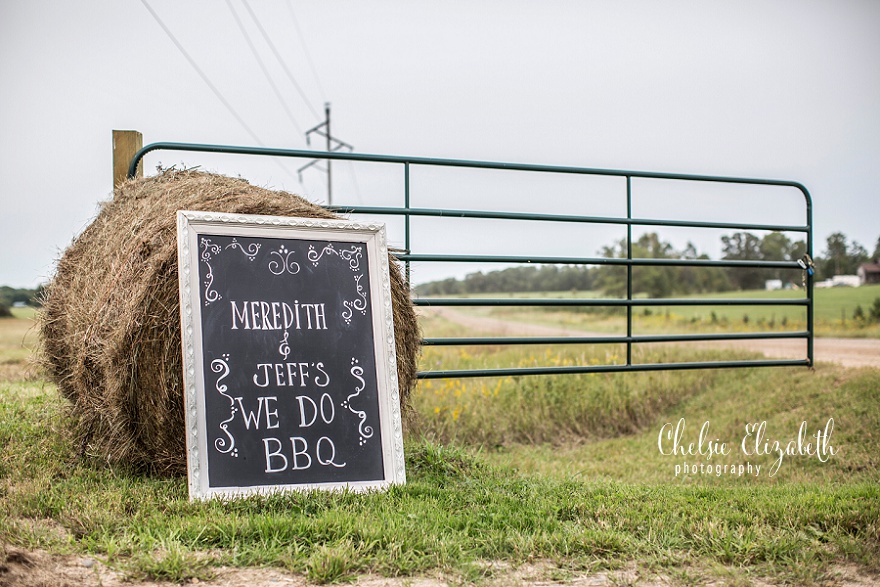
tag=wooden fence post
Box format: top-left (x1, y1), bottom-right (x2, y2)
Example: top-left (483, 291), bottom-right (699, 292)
top-left (113, 130), bottom-right (143, 189)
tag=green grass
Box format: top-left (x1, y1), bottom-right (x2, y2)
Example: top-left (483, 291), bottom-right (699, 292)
top-left (0, 307), bottom-right (39, 382)
top-left (436, 284), bottom-right (880, 338)
top-left (414, 312), bottom-right (879, 484)
top-left (486, 366), bottom-right (879, 484)
top-left (412, 339), bottom-right (739, 447)
top-left (1, 311), bottom-right (879, 584)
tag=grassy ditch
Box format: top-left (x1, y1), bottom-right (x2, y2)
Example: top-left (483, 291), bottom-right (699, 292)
top-left (1, 310), bottom-right (879, 584)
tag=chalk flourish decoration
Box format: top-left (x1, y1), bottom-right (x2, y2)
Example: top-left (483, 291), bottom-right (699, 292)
top-left (342, 275), bottom-right (367, 324)
top-left (200, 237), bottom-right (223, 306)
top-left (268, 244), bottom-right (300, 275)
top-left (307, 243), bottom-right (363, 271)
top-left (226, 238), bottom-right (261, 261)
top-left (343, 358), bottom-right (374, 447)
top-left (211, 355), bottom-right (238, 457)
top-left (342, 274), bottom-right (368, 325)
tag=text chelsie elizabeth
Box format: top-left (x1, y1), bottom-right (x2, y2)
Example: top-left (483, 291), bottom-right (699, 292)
top-left (657, 418), bottom-right (838, 478)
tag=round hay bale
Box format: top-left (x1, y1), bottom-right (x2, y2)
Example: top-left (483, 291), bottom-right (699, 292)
top-left (40, 169), bottom-right (420, 475)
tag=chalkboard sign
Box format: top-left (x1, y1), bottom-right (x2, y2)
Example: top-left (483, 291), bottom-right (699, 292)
top-left (176, 210), bottom-right (406, 500)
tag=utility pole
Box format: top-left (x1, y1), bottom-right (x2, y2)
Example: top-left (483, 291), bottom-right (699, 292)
top-left (298, 103), bottom-right (353, 205)
top-left (324, 103), bottom-right (331, 203)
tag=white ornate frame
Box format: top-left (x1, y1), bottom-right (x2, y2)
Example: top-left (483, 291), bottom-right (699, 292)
top-left (177, 210), bottom-right (406, 500)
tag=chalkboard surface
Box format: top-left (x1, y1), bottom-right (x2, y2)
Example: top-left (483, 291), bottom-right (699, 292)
top-left (177, 211), bottom-right (405, 499)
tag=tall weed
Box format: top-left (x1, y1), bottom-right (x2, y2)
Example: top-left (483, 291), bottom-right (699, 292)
top-left (411, 343), bottom-right (733, 446)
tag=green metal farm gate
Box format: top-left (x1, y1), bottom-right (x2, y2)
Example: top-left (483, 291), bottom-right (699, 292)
top-left (128, 142), bottom-right (814, 379)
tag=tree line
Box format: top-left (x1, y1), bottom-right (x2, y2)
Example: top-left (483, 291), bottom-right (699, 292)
top-left (415, 231), bottom-right (880, 298)
top-left (0, 285), bottom-right (43, 317)
top-left (2, 231), bottom-right (877, 313)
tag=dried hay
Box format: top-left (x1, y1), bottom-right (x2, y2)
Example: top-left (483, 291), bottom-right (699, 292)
top-left (39, 170), bottom-right (420, 475)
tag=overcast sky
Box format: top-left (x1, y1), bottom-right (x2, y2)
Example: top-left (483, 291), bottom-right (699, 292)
top-left (2, 0), bottom-right (878, 288)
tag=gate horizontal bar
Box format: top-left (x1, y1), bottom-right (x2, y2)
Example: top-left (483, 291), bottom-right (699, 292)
top-left (417, 358), bottom-right (811, 379)
top-left (126, 142), bottom-right (811, 200)
top-left (400, 253), bottom-right (800, 268)
top-left (414, 297), bottom-right (808, 307)
top-left (422, 331), bottom-right (810, 346)
top-left (331, 205), bottom-right (810, 234)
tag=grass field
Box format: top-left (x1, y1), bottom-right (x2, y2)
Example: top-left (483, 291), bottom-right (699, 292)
top-left (427, 284), bottom-right (880, 338)
top-left (1, 309), bottom-right (878, 585)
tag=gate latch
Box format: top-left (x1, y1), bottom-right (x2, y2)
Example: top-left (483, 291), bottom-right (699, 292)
top-left (797, 253), bottom-right (815, 287)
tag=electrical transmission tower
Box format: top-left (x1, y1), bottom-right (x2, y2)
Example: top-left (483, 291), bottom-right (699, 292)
top-left (298, 103), bottom-right (353, 205)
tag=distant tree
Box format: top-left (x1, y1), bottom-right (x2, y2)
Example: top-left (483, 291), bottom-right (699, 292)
top-left (759, 231), bottom-right (793, 262)
top-left (851, 241), bottom-right (869, 267)
top-left (759, 232), bottom-right (808, 285)
top-left (721, 232), bottom-right (764, 290)
top-left (872, 236), bottom-right (880, 262)
top-left (632, 233), bottom-right (676, 298)
top-left (820, 232), bottom-right (868, 277)
top-left (0, 303), bottom-right (11, 318)
top-left (594, 232), bottom-right (727, 298)
top-left (789, 239), bottom-right (807, 262)
top-left (721, 232), bottom-right (762, 260)
top-left (0, 286), bottom-right (43, 308)
top-left (593, 240), bottom-right (626, 297)
top-left (823, 232), bottom-right (849, 276)
top-left (416, 277), bottom-right (463, 296)
top-left (414, 265), bottom-right (596, 296)
top-left (636, 232), bottom-right (674, 258)
top-left (414, 230), bottom-right (820, 297)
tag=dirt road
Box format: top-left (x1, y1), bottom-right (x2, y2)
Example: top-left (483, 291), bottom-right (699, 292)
top-left (423, 307), bottom-right (880, 369)
top-left (4, 549), bottom-right (876, 587)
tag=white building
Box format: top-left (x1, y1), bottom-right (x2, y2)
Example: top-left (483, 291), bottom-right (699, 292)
top-left (816, 275), bottom-right (861, 288)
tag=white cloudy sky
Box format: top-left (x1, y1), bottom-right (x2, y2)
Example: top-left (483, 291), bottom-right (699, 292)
top-left (1, 0), bottom-right (878, 288)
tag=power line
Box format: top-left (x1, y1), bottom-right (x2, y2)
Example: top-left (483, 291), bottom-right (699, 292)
top-left (223, 0), bottom-right (305, 135)
top-left (139, 0), bottom-right (265, 146)
top-left (241, 0), bottom-right (321, 120)
top-left (140, 0), bottom-right (307, 188)
top-left (284, 1), bottom-right (328, 106)
top-left (280, 3), bottom-right (360, 204)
